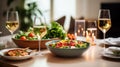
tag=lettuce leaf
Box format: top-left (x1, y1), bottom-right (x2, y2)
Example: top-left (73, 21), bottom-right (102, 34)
top-left (43, 21), bottom-right (66, 39)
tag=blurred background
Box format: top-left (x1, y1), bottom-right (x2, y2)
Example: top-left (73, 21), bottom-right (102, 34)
top-left (0, 0), bottom-right (120, 38)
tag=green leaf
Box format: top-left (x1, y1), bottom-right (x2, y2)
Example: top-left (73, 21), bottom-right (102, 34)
top-left (43, 21), bottom-right (66, 39)
top-left (37, 9), bottom-right (43, 16)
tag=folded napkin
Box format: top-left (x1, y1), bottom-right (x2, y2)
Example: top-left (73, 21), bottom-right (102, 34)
top-left (6, 41), bottom-right (18, 48)
top-left (108, 47), bottom-right (120, 51)
top-left (96, 37), bottom-right (120, 47)
top-left (105, 37), bottom-right (120, 46)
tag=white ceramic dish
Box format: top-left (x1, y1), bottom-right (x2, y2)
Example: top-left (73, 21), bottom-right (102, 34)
top-left (46, 40), bottom-right (90, 57)
top-left (0, 48), bottom-right (35, 60)
top-left (102, 47), bottom-right (120, 59)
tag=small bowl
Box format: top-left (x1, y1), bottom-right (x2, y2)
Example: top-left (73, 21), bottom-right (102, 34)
top-left (12, 38), bottom-right (52, 49)
top-left (45, 40), bottom-right (90, 57)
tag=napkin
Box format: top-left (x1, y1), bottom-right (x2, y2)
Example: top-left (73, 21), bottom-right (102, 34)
top-left (108, 47), bottom-right (120, 51)
top-left (105, 37), bottom-right (120, 46)
top-left (6, 41), bottom-right (18, 48)
top-left (96, 37), bottom-right (120, 47)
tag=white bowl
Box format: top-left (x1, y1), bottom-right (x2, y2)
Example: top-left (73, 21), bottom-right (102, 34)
top-left (46, 40), bottom-right (90, 57)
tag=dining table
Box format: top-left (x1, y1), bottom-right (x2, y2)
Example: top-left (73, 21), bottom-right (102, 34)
top-left (0, 35), bottom-right (120, 67)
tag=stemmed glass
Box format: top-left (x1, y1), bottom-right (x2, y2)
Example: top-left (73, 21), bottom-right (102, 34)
top-left (98, 9), bottom-right (112, 48)
top-left (6, 11), bottom-right (19, 36)
top-left (33, 16), bottom-right (47, 55)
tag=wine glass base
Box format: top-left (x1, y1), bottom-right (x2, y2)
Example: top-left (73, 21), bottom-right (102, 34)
top-left (34, 51), bottom-right (43, 56)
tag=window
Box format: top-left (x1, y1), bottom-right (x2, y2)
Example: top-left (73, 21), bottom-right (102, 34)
top-left (25, 0), bottom-right (76, 24)
top-left (25, 0), bottom-right (50, 24)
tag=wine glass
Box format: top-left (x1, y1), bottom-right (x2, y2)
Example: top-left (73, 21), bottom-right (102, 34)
top-left (33, 16), bottom-right (47, 55)
top-left (98, 9), bottom-right (112, 48)
top-left (6, 11), bottom-right (19, 35)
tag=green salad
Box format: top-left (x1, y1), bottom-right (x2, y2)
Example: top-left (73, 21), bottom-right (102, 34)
top-left (43, 21), bottom-right (66, 39)
top-left (49, 40), bottom-right (89, 49)
top-left (14, 22), bottom-right (66, 40)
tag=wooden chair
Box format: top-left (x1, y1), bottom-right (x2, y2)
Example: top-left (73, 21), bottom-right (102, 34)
top-left (55, 16), bottom-right (66, 27)
top-left (68, 17), bottom-right (75, 34)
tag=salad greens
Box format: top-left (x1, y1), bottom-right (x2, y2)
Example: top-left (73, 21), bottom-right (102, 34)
top-left (14, 30), bottom-right (38, 40)
top-left (43, 21), bottom-right (66, 39)
top-left (14, 21), bottom-right (66, 40)
top-left (49, 40), bottom-right (88, 49)
top-left (112, 50), bottom-right (120, 56)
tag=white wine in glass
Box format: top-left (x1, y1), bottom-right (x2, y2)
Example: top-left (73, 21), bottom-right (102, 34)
top-left (33, 26), bottom-right (47, 38)
top-left (6, 11), bottom-right (19, 35)
top-left (33, 16), bottom-right (47, 55)
top-left (98, 9), bottom-right (111, 48)
top-left (98, 9), bottom-right (111, 39)
top-left (98, 19), bottom-right (111, 34)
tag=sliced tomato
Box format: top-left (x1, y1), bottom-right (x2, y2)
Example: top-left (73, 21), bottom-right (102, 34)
top-left (56, 42), bottom-right (63, 48)
top-left (28, 32), bottom-right (35, 37)
top-left (70, 41), bottom-right (75, 46)
top-left (20, 36), bottom-right (27, 40)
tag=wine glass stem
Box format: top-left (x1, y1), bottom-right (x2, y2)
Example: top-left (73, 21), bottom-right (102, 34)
top-left (37, 35), bottom-right (41, 54)
top-left (103, 32), bottom-right (106, 50)
top-left (38, 39), bottom-right (41, 53)
top-left (103, 33), bottom-right (105, 39)
top-left (10, 32), bottom-right (13, 37)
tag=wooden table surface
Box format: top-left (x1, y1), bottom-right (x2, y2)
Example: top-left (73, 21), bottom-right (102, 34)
top-left (0, 35), bottom-right (120, 67)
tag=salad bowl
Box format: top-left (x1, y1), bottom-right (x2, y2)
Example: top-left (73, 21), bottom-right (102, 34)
top-left (12, 22), bottom-right (66, 49)
top-left (12, 38), bottom-right (52, 49)
top-left (45, 40), bottom-right (90, 57)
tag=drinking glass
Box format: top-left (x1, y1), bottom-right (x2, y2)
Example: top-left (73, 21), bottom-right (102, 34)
top-left (33, 16), bottom-right (47, 55)
top-left (74, 20), bottom-right (85, 38)
top-left (86, 21), bottom-right (97, 45)
top-left (98, 9), bottom-right (112, 48)
top-left (6, 11), bottom-right (19, 35)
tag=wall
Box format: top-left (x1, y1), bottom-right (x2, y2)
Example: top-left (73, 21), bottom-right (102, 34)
top-left (54, 0), bottom-right (76, 20)
top-left (76, 0), bottom-right (120, 19)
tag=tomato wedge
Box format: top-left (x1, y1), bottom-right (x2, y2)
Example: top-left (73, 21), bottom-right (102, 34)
top-left (20, 36), bottom-right (27, 40)
top-left (28, 32), bottom-right (35, 37)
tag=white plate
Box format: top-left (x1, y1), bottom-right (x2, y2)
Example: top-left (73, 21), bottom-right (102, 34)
top-left (0, 48), bottom-right (35, 60)
top-left (102, 48), bottom-right (120, 59)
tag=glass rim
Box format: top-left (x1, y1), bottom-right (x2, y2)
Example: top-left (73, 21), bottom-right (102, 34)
top-left (98, 9), bottom-right (111, 19)
top-left (6, 10), bottom-right (19, 21)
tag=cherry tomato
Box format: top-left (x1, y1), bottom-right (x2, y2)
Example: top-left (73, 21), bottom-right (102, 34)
top-left (56, 42), bottom-right (62, 48)
top-left (70, 41), bottom-right (75, 46)
top-left (28, 32), bottom-right (35, 37)
top-left (20, 36), bottom-right (27, 40)
top-left (67, 34), bottom-right (76, 40)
